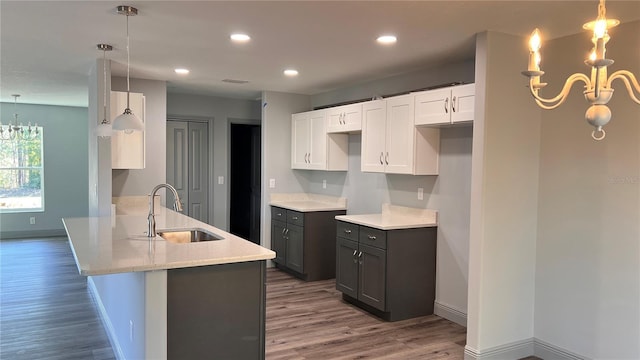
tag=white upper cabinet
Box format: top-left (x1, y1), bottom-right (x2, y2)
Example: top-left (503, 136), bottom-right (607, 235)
top-left (326, 103), bottom-right (362, 133)
top-left (414, 83), bottom-right (475, 126)
top-left (291, 109), bottom-right (348, 171)
top-left (111, 91), bottom-right (145, 169)
top-left (362, 95), bottom-right (439, 175)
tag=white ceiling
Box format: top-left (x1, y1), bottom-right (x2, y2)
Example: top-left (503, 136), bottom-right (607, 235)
top-left (2, 1), bottom-right (639, 107)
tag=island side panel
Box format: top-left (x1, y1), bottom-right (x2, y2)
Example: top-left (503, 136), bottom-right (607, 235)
top-left (167, 261), bottom-right (266, 360)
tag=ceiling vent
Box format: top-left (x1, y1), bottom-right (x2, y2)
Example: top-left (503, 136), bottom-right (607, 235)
top-left (222, 79), bottom-right (249, 84)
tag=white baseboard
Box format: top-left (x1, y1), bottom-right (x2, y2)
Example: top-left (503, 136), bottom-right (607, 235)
top-left (534, 338), bottom-right (587, 360)
top-left (464, 338), bottom-right (534, 360)
top-left (87, 276), bottom-right (126, 360)
top-left (434, 301), bottom-right (467, 327)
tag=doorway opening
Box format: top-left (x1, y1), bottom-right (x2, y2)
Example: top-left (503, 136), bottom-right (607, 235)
top-left (230, 123), bottom-right (261, 244)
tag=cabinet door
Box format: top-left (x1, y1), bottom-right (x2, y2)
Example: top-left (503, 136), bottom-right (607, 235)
top-left (111, 91), bottom-right (145, 169)
top-left (450, 84), bottom-right (475, 123)
top-left (358, 243), bottom-right (386, 311)
top-left (327, 103), bottom-right (362, 133)
top-left (271, 221), bottom-right (286, 265)
top-left (285, 224), bottom-right (304, 274)
top-left (414, 88), bottom-right (451, 126)
top-left (361, 100), bottom-right (386, 173)
top-left (307, 111), bottom-right (327, 170)
top-left (385, 94), bottom-right (415, 174)
top-left (336, 237), bottom-right (359, 298)
top-left (291, 113), bottom-right (310, 169)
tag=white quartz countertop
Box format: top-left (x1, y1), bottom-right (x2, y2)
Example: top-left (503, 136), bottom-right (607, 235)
top-left (335, 204), bottom-right (438, 230)
top-left (62, 208), bottom-right (275, 276)
top-left (270, 193), bottom-right (347, 212)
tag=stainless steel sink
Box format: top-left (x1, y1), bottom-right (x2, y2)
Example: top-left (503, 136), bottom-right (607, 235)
top-left (158, 229), bottom-right (223, 243)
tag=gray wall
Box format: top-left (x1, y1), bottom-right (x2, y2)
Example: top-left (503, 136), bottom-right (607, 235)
top-left (534, 20), bottom-right (640, 358)
top-left (0, 103), bottom-right (89, 238)
top-left (166, 93), bottom-right (261, 229)
top-left (111, 77), bottom-right (167, 198)
top-left (260, 91), bottom-right (311, 254)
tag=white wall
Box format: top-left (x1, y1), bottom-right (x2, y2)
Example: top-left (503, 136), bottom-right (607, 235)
top-left (166, 93), bottom-right (261, 229)
top-left (534, 20), bottom-right (640, 359)
top-left (0, 103), bottom-right (89, 238)
top-left (111, 77), bottom-right (167, 198)
top-left (465, 31), bottom-right (541, 358)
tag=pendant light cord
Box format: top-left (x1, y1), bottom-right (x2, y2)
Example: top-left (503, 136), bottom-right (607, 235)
top-left (126, 13), bottom-right (131, 110)
top-left (103, 47), bottom-right (108, 123)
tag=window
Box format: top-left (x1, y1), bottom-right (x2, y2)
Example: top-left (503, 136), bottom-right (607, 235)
top-left (0, 128), bottom-right (44, 212)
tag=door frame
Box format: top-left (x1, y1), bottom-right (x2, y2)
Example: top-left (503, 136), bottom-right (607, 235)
top-left (167, 115), bottom-right (213, 224)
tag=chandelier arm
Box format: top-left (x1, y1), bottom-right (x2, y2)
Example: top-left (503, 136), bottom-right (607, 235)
top-left (528, 73), bottom-right (591, 109)
top-left (607, 70), bottom-right (640, 105)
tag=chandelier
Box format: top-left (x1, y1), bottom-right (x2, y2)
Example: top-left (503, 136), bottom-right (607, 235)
top-left (0, 95), bottom-right (40, 141)
top-left (521, 0), bottom-right (640, 140)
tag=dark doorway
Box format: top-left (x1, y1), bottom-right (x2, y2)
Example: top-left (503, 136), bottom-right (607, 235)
top-left (230, 123), bottom-right (261, 244)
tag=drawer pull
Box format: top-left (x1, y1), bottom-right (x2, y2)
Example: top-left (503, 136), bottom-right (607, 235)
top-left (276, 213), bottom-right (282, 216)
top-left (292, 216), bottom-right (299, 220)
top-left (367, 235), bottom-right (377, 240)
top-left (344, 229), bottom-right (352, 234)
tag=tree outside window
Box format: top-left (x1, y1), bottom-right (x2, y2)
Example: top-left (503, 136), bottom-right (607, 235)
top-left (0, 129), bottom-right (44, 212)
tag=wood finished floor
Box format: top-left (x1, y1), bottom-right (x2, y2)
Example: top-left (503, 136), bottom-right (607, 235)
top-left (1, 237), bottom-right (541, 360)
top-left (265, 269), bottom-right (467, 359)
top-left (0, 237), bottom-right (115, 360)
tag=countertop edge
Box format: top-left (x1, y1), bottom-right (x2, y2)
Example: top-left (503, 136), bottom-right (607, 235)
top-left (335, 215), bottom-right (437, 230)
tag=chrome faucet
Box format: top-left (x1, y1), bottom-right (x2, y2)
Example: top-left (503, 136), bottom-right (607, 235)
top-left (147, 183), bottom-right (183, 237)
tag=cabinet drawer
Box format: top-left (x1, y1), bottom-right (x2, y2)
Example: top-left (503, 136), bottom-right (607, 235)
top-left (271, 207), bottom-right (286, 222)
top-left (287, 210), bottom-right (304, 226)
top-left (336, 221), bottom-right (359, 241)
top-left (359, 227), bottom-right (387, 249)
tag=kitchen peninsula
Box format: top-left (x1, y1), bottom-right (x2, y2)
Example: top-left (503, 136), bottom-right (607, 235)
top-left (63, 207), bottom-right (275, 360)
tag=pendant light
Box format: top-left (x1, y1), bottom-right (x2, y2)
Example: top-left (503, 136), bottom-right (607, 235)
top-left (96, 44), bottom-right (113, 138)
top-left (112, 5), bottom-right (144, 134)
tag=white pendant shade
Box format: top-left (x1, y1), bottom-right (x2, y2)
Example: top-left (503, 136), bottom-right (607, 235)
top-left (95, 121), bottom-right (113, 138)
top-left (113, 108), bottom-right (143, 133)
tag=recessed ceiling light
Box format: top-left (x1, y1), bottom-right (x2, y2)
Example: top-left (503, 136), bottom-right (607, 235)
top-left (284, 69), bottom-right (299, 77)
top-left (377, 35), bottom-right (397, 45)
top-left (175, 68), bottom-right (190, 75)
top-left (230, 33), bottom-right (251, 42)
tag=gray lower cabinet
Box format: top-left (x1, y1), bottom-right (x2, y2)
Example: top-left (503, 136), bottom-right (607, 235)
top-left (336, 220), bottom-right (437, 321)
top-left (167, 261), bottom-right (266, 360)
top-left (271, 206), bottom-right (346, 281)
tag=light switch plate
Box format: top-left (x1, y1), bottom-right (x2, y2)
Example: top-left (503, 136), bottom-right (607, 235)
top-left (269, 179), bottom-right (276, 188)
top-left (218, 176), bottom-right (224, 185)
top-left (322, 180), bottom-right (327, 189)
top-left (418, 188), bottom-right (424, 200)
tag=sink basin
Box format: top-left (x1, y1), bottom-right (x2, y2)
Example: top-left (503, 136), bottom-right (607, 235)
top-left (158, 229), bottom-right (223, 244)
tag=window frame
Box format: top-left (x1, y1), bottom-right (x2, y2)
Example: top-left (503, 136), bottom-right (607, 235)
top-left (0, 127), bottom-right (45, 213)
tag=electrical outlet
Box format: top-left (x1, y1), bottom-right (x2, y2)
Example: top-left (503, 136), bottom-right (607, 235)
top-left (417, 188), bottom-right (424, 200)
top-left (129, 320), bottom-right (134, 342)
top-left (322, 180), bottom-right (327, 189)
top-left (269, 179), bottom-right (276, 188)
top-left (29, 217), bottom-right (36, 225)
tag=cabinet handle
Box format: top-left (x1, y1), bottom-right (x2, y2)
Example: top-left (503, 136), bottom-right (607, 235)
top-left (380, 152), bottom-right (384, 165)
top-left (358, 251), bottom-right (363, 264)
top-left (444, 97), bottom-right (449, 114)
top-left (276, 213), bottom-right (282, 217)
top-left (285, 228), bottom-right (289, 236)
top-left (452, 96), bottom-right (457, 112)
top-left (307, 153), bottom-right (311, 163)
top-left (292, 216), bottom-right (299, 220)
top-left (367, 235), bottom-right (377, 240)
top-left (282, 228), bottom-right (286, 235)
top-left (344, 229), bottom-right (352, 234)
top-left (352, 249), bottom-right (358, 263)
top-left (385, 152), bottom-right (389, 165)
